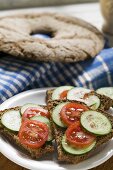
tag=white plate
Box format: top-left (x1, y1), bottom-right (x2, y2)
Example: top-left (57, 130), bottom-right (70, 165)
top-left (0, 88), bottom-right (113, 170)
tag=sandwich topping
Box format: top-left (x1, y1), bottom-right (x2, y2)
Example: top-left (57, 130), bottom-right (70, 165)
top-left (21, 103), bottom-right (50, 119)
top-left (22, 107), bottom-right (50, 121)
top-left (1, 110), bottom-right (21, 132)
top-left (19, 120), bottom-right (49, 149)
top-left (52, 86), bottom-right (73, 100)
top-left (65, 122), bottom-right (96, 149)
top-left (96, 87), bottom-right (113, 100)
top-left (1, 103), bottom-right (53, 149)
top-left (60, 102), bottom-right (88, 126)
top-left (52, 100), bottom-right (112, 155)
top-left (19, 104), bottom-right (52, 148)
top-left (81, 110), bottom-right (112, 135)
top-left (52, 86), bottom-right (100, 110)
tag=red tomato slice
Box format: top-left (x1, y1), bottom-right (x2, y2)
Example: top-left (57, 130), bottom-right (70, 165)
top-left (22, 107), bottom-right (50, 120)
top-left (60, 90), bottom-right (68, 99)
top-left (60, 102), bottom-right (88, 126)
top-left (19, 120), bottom-right (49, 149)
top-left (66, 122), bottom-right (96, 149)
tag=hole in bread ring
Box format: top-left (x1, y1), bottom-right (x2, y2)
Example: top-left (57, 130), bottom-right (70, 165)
top-left (30, 31), bottom-right (54, 39)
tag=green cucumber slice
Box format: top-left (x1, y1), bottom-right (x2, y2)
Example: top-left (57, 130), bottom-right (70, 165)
top-left (84, 95), bottom-right (100, 110)
top-left (67, 87), bottom-right (91, 101)
top-left (31, 115), bottom-right (49, 124)
top-left (96, 87), bottom-right (113, 99)
top-left (31, 116), bottom-right (53, 141)
top-left (21, 103), bottom-right (47, 115)
top-left (81, 110), bottom-right (112, 135)
top-left (52, 86), bottom-right (73, 100)
top-left (62, 135), bottom-right (96, 155)
top-left (21, 103), bottom-right (38, 115)
top-left (1, 110), bottom-right (21, 131)
top-left (67, 88), bottom-right (100, 110)
top-left (52, 102), bottom-right (69, 127)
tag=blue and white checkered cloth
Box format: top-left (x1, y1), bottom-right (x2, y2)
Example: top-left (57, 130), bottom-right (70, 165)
top-left (0, 47), bottom-right (113, 104)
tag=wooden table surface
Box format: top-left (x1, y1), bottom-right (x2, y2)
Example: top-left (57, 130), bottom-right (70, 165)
top-left (0, 152), bottom-right (113, 170)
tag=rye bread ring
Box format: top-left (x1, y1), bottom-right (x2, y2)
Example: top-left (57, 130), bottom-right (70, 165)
top-left (0, 12), bottom-right (104, 62)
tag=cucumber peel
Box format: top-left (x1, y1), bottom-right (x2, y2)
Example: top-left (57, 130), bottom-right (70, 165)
top-left (52, 102), bottom-right (68, 128)
top-left (62, 135), bottom-right (96, 155)
top-left (81, 110), bottom-right (112, 135)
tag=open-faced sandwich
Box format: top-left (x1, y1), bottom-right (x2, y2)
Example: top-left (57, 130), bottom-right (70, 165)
top-left (47, 86), bottom-right (113, 163)
top-left (47, 100), bottom-right (113, 163)
top-left (0, 103), bottom-right (54, 159)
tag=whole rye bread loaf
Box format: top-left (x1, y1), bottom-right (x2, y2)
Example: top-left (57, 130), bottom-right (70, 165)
top-left (0, 12), bottom-right (104, 62)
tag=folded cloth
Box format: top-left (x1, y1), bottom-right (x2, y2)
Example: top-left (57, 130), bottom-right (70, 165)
top-left (0, 48), bottom-right (113, 104)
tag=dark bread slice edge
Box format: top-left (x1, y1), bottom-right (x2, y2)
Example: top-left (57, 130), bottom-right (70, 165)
top-left (46, 89), bottom-right (113, 110)
top-left (46, 89), bottom-right (54, 102)
top-left (0, 106), bottom-right (54, 159)
top-left (47, 100), bottom-right (113, 164)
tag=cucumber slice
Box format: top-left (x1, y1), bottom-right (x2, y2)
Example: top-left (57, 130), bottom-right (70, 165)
top-left (62, 135), bottom-right (96, 155)
top-left (31, 116), bottom-right (53, 141)
top-left (52, 86), bottom-right (73, 100)
top-left (81, 110), bottom-right (112, 135)
top-left (96, 87), bottom-right (113, 99)
top-left (1, 110), bottom-right (21, 131)
top-left (31, 115), bottom-right (50, 124)
top-left (52, 102), bottom-right (69, 127)
top-left (67, 87), bottom-right (91, 101)
top-left (84, 95), bottom-right (100, 110)
top-left (67, 88), bottom-right (100, 110)
top-left (21, 103), bottom-right (47, 115)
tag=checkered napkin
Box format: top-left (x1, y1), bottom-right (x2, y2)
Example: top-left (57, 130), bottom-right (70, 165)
top-left (0, 48), bottom-right (113, 104)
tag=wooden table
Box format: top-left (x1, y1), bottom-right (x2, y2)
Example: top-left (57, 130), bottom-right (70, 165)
top-left (0, 152), bottom-right (113, 170)
top-left (0, 2), bottom-right (113, 170)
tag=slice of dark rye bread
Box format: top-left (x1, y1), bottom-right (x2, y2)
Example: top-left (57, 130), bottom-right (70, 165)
top-left (0, 106), bottom-right (54, 159)
top-left (46, 89), bottom-right (113, 110)
top-left (47, 100), bottom-right (113, 164)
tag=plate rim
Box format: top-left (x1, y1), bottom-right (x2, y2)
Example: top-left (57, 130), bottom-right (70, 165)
top-left (0, 88), bottom-right (113, 170)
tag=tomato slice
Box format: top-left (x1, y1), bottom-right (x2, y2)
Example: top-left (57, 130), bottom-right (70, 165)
top-left (66, 122), bottom-right (96, 149)
top-left (19, 120), bottom-right (49, 149)
top-left (60, 102), bottom-right (88, 126)
top-left (22, 107), bottom-right (50, 120)
top-left (60, 90), bottom-right (68, 99)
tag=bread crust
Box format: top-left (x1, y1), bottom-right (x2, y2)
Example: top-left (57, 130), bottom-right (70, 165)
top-left (0, 106), bottom-right (54, 159)
top-left (47, 100), bottom-right (113, 163)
